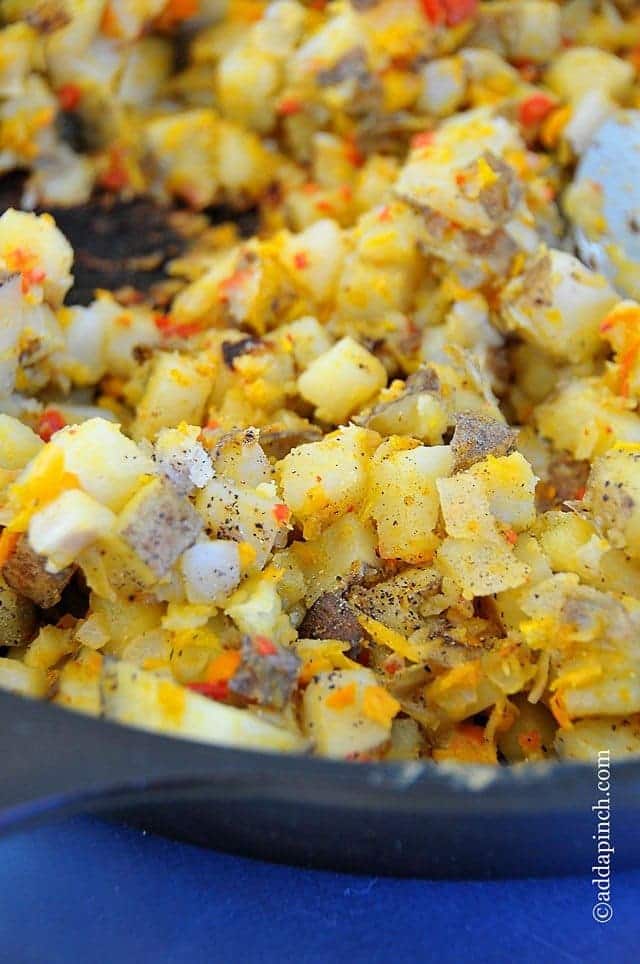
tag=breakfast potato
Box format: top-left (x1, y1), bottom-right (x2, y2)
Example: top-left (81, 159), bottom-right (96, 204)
top-left (297, 337), bottom-right (387, 424)
top-left (278, 426), bottom-right (378, 538)
top-left (101, 658), bottom-right (305, 752)
top-left (303, 667), bottom-right (399, 759)
top-left (585, 444), bottom-right (640, 559)
top-left (500, 250), bottom-right (619, 363)
top-left (366, 440), bottom-right (453, 563)
top-left (1, 0), bottom-right (640, 767)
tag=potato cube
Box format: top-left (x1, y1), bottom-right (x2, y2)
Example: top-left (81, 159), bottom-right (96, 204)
top-left (101, 658), bottom-right (305, 752)
top-left (29, 489), bottom-right (116, 570)
top-left (585, 443), bottom-right (640, 559)
top-left (437, 537), bottom-right (530, 599)
top-left (297, 337), bottom-right (387, 425)
top-left (290, 513), bottom-right (380, 605)
top-left (180, 540), bottom-right (241, 605)
top-left (279, 425), bottom-right (377, 538)
top-left (467, 452), bottom-right (538, 532)
top-left (133, 352), bottom-right (214, 440)
top-left (0, 655), bottom-right (48, 699)
top-left (118, 477), bottom-right (202, 578)
top-left (545, 47), bottom-right (634, 103)
top-left (0, 415), bottom-right (42, 470)
top-left (0, 208), bottom-right (73, 307)
top-left (500, 250), bottom-right (618, 362)
top-left (367, 441), bottom-right (453, 563)
top-left (195, 477), bottom-right (282, 570)
top-left (52, 418), bottom-right (154, 512)
top-left (303, 668), bottom-right (398, 758)
top-left (0, 576), bottom-right (37, 646)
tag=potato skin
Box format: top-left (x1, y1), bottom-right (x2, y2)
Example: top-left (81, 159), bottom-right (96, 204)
top-left (0, 576), bottom-right (38, 646)
top-left (2, 536), bottom-right (75, 609)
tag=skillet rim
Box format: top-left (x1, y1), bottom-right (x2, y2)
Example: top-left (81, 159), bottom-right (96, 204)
top-left (2, 686), bottom-right (640, 834)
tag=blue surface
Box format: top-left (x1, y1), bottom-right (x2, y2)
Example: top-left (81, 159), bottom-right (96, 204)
top-left (0, 816), bottom-right (638, 963)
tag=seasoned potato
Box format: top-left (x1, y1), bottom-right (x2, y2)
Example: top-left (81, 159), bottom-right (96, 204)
top-left (297, 337), bottom-right (387, 425)
top-left (303, 667), bottom-right (399, 759)
top-left (500, 251), bottom-right (618, 362)
top-left (279, 426), bottom-right (378, 538)
top-left (585, 444), bottom-right (640, 559)
top-left (102, 659), bottom-right (305, 753)
top-left (1, 0), bottom-right (640, 767)
top-left (366, 440), bottom-right (453, 563)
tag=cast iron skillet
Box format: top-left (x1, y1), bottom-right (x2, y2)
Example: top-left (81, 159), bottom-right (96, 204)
top-left (1, 189), bottom-right (638, 878)
top-left (2, 688), bottom-right (639, 878)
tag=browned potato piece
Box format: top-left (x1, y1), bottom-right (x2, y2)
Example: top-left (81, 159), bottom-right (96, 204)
top-left (118, 478), bottom-right (202, 578)
top-left (451, 411), bottom-right (518, 473)
top-left (298, 591), bottom-right (366, 650)
top-left (1, 535), bottom-right (75, 609)
top-left (259, 427), bottom-right (323, 462)
top-left (0, 576), bottom-right (38, 646)
top-left (229, 636), bottom-right (300, 710)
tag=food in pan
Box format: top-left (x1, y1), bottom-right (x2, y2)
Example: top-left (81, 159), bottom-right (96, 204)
top-left (1, 0), bottom-right (640, 765)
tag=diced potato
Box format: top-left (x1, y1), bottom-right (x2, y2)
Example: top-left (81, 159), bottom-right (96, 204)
top-left (536, 511), bottom-right (608, 584)
top-left (0, 655), bottom-right (48, 698)
top-left (436, 473), bottom-right (498, 542)
top-left (497, 695), bottom-right (557, 763)
top-left (24, 625), bottom-right (75, 671)
top-left (561, 672), bottom-right (640, 719)
top-left (545, 47), bottom-right (634, 103)
top-left (180, 540), bottom-right (241, 605)
top-left (91, 593), bottom-right (165, 656)
top-left (278, 219), bottom-right (346, 305)
top-left (290, 513), bottom-right (380, 605)
top-left (196, 476), bottom-right (282, 570)
top-left (145, 109), bottom-right (220, 208)
top-left (396, 112), bottom-right (524, 237)
top-left (101, 658), bottom-right (305, 752)
top-left (117, 477), bottom-right (202, 578)
top-left (556, 716), bottom-right (640, 761)
top-left (535, 378), bottom-right (640, 461)
top-left (0, 415), bottom-right (43, 470)
top-left (2, 535), bottom-right (75, 609)
top-left (417, 56), bottom-right (466, 118)
top-left (279, 426), bottom-right (378, 538)
top-left (270, 316), bottom-right (333, 371)
top-left (224, 571), bottom-right (296, 646)
top-left (385, 717), bottom-right (424, 761)
top-left (437, 536), bottom-right (530, 599)
top-left (364, 382), bottom-right (449, 445)
top-left (215, 118), bottom-right (278, 200)
top-left (52, 418), bottom-right (154, 512)
top-left (216, 42), bottom-right (280, 133)
top-left (53, 647), bottom-right (104, 717)
top-left (585, 444), bottom-right (640, 559)
top-left (303, 668), bottom-right (399, 758)
top-left (210, 429), bottom-right (271, 488)
top-left (153, 425), bottom-right (214, 495)
top-left (500, 250), bottom-right (618, 362)
top-left (494, 534), bottom-right (553, 631)
top-left (367, 440), bottom-right (453, 563)
top-left (29, 489), bottom-right (115, 570)
top-left (133, 352), bottom-right (214, 440)
top-left (425, 646), bottom-right (535, 720)
top-left (297, 336), bottom-right (387, 425)
top-left (0, 208), bottom-right (73, 307)
top-left (467, 452), bottom-right (538, 532)
top-left (471, 1), bottom-right (561, 63)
